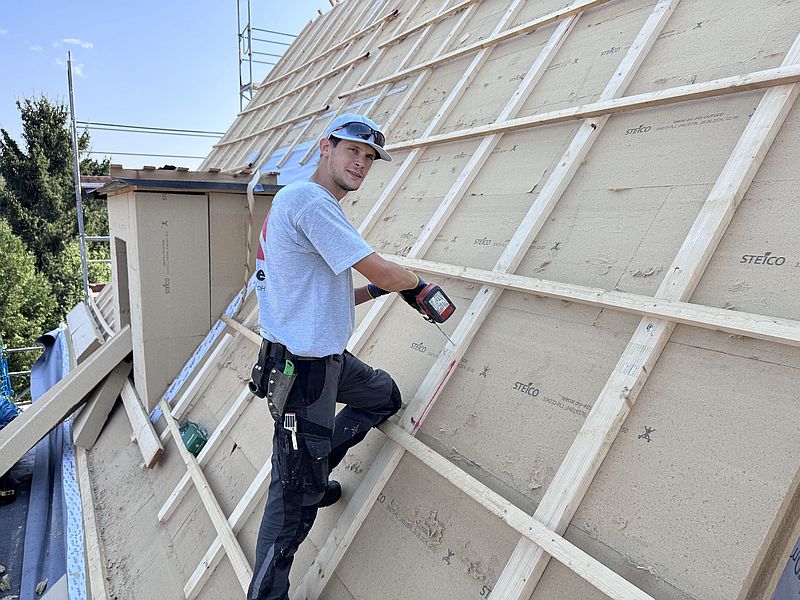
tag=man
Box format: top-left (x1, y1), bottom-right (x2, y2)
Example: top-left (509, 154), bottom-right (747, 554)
top-left (248, 114), bottom-right (442, 599)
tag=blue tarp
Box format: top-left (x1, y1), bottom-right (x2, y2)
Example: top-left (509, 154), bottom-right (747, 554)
top-left (21, 327), bottom-right (86, 599)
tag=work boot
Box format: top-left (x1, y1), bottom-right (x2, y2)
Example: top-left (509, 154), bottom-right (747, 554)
top-left (316, 480), bottom-right (341, 508)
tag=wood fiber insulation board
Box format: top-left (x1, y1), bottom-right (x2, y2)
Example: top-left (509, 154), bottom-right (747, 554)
top-left (86, 400), bottom-right (237, 600)
top-left (415, 123), bottom-right (580, 270)
top-left (625, 0), bottom-right (800, 96)
top-left (66, 301), bottom-right (104, 363)
top-left (691, 101), bottom-right (800, 321)
top-left (431, 20), bottom-right (573, 133)
top-left (514, 92), bottom-right (758, 293)
top-left (328, 7), bottom-right (796, 600)
top-left (331, 452), bottom-right (521, 599)
top-left (516, 0), bottom-right (660, 116)
top-left (128, 192), bottom-right (210, 412)
top-left (208, 192), bottom-right (271, 319)
top-left (563, 326), bottom-right (800, 600)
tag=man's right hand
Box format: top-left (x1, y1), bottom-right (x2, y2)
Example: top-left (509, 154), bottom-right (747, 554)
top-left (398, 274), bottom-right (428, 315)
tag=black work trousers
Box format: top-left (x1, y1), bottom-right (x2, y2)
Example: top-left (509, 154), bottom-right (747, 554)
top-left (247, 349), bottom-right (401, 600)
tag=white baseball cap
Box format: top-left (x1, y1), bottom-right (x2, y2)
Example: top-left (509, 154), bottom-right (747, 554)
top-left (323, 113), bottom-right (392, 161)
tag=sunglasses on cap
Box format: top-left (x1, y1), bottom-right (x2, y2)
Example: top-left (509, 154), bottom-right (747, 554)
top-left (330, 121), bottom-right (386, 148)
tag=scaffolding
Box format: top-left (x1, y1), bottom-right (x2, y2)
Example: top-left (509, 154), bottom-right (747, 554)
top-left (236, 0), bottom-right (298, 110)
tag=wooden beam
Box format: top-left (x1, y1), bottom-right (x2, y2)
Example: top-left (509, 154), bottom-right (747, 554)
top-left (338, 0), bottom-right (612, 99)
top-left (386, 64), bottom-right (800, 152)
top-left (121, 380), bottom-right (164, 469)
top-left (377, 0), bottom-right (480, 49)
top-left (73, 361), bottom-right (132, 450)
top-left (158, 387), bottom-right (254, 523)
top-left (75, 446), bottom-right (109, 600)
top-left (159, 397), bottom-right (253, 592)
top-left (183, 459), bottom-right (272, 599)
top-left (0, 326), bottom-right (132, 476)
top-left (221, 314), bottom-right (262, 345)
top-left (492, 29), bottom-right (800, 600)
top-left (379, 422), bottom-right (654, 600)
top-left (389, 255), bottom-right (800, 348)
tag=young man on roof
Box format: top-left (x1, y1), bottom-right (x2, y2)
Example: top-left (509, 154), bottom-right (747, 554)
top-left (248, 114), bottom-right (447, 600)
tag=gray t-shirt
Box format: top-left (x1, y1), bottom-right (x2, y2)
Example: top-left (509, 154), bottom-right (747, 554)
top-left (255, 180), bottom-right (373, 357)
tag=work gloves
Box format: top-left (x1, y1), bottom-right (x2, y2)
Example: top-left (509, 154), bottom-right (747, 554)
top-left (366, 273), bottom-right (428, 316)
top-left (398, 274), bottom-right (428, 316)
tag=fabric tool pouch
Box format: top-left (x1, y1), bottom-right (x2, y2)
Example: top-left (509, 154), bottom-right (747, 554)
top-left (265, 362), bottom-right (296, 420)
top-left (276, 426), bottom-right (330, 495)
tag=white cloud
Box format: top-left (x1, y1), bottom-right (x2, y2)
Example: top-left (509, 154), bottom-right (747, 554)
top-left (62, 38), bottom-right (93, 49)
top-left (29, 45), bottom-right (42, 51)
top-left (0, 27), bottom-right (8, 36)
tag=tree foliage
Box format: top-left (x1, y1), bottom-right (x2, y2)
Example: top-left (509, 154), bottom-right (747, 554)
top-left (0, 95), bottom-right (111, 321)
top-left (0, 219), bottom-right (57, 375)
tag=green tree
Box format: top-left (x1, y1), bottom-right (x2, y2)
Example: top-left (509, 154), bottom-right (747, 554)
top-left (0, 96), bottom-right (110, 317)
top-left (0, 219), bottom-right (57, 377)
top-left (0, 97), bottom-right (75, 261)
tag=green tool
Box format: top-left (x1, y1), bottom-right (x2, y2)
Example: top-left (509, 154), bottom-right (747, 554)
top-left (179, 420), bottom-right (208, 456)
top-left (282, 358), bottom-right (295, 377)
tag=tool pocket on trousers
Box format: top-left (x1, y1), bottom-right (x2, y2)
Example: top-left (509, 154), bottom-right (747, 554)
top-left (276, 428), bottom-right (330, 495)
top-left (265, 367), bottom-right (296, 421)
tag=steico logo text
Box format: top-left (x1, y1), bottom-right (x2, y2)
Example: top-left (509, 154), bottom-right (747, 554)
top-left (740, 251), bottom-right (786, 266)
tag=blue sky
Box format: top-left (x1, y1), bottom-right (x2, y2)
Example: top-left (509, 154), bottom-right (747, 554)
top-left (0, 1), bottom-right (332, 169)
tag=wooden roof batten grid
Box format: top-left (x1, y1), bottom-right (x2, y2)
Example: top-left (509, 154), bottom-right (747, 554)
top-left (290, 0), bottom-right (476, 169)
top-left (216, 0), bottom-right (464, 175)
top-left (294, 2), bottom-right (681, 597)
top-left (219, 0), bottom-right (448, 176)
top-left (491, 31), bottom-right (800, 600)
top-left (202, 0), bottom-right (365, 169)
top-left (336, 0), bottom-right (616, 100)
top-left (237, 0), bottom-right (391, 115)
top-left (211, 0), bottom-right (393, 172)
top-left (255, 7), bottom-right (401, 91)
top-left (66, 1), bottom-right (800, 599)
